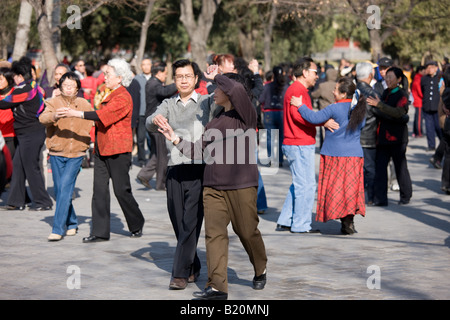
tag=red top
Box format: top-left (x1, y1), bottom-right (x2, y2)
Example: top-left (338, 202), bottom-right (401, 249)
top-left (0, 90), bottom-right (16, 138)
top-left (81, 73), bottom-right (105, 108)
top-left (96, 85), bottom-right (133, 156)
top-left (283, 81), bottom-right (316, 146)
top-left (411, 73), bottom-right (423, 108)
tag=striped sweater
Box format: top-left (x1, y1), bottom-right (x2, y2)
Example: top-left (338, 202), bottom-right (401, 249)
top-left (0, 80), bottom-right (45, 134)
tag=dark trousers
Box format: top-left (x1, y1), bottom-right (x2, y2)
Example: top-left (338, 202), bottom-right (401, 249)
top-left (166, 164), bottom-right (205, 278)
top-left (363, 147), bottom-right (376, 203)
top-left (413, 107), bottom-right (424, 136)
top-left (374, 143), bottom-right (412, 204)
top-left (8, 130), bottom-right (52, 208)
top-left (138, 132), bottom-right (168, 190)
top-left (441, 120), bottom-right (450, 190)
top-left (91, 152), bottom-right (144, 239)
top-left (203, 186), bottom-right (267, 293)
top-left (423, 110), bottom-right (442, 149)
top-left (136, 116), bottom-right (151, 163)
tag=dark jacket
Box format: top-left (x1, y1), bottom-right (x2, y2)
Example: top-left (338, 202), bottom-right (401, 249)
top-left (376, 87), bottom-right (409, 145)
top-left (177, 74), bottom-right (258, 190)
top-left (145, 77), bottom-right (177, 119)
top-left (357, 81), bottom-right (381, 148)
top-left (421, 73), bottom-right (440, 112)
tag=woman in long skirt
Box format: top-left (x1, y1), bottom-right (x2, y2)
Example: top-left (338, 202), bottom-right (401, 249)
top-left (291, 77), bottom-right (367, 234)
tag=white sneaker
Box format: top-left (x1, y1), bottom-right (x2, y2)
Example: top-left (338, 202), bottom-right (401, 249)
top-left (66, 229), bottom-right (77, 236)
top-left (48, 233), bottom-right (63, 241)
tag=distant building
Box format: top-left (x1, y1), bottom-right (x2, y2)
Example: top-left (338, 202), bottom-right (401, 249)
top-left (312, 38), bottom-right (372, 62)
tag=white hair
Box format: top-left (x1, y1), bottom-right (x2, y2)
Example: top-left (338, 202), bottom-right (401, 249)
top-left (108, 58), bottom-right (133, 87)
top-left (356, 62), bottom-right (374, 80)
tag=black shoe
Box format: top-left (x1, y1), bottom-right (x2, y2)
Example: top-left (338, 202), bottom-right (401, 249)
top-left (253, 273), bottom-right (267, 290)
top-left (130, 229), bottom-right (143, 238)
top-left (82, 235), bottom-right (109, 243)
top-left (1, 205), bottom-right (25, 211)
top-left (275, 224), bottom-right (291, 232)
top-left (429, 157), bottom-right (442, 169)
top-left (290, 229), bottom-right (320, 234)
top-left (192, 286), bottom-right (228, 300)
top-left (398, 199), bottom-right (410, 205)
top-left (340, 215), bottom-right (355, 235)
top-left (29, 206), bottom-right (52, 211)
top-left (373, 202), bottom-right (388, 207)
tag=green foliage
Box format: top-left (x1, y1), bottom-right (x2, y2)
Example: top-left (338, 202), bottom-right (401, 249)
top-left (7, 0), bottom-right (449, 69)
top-left (383, 0), bottom-right (450, 63)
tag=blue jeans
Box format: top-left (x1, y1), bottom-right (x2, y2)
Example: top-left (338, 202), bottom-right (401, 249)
top-left (257, 171), bottom-right (267, 212)
top-left (50, 156), bottom-right (83, 235)
top-left (278, 144), bottom-right (316, 232)
top-left (263, 111), bottom-right (284, 164)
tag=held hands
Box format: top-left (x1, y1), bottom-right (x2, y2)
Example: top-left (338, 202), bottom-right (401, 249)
top-left (55, 107), bottom-right (82, 119)
top-left (153, 114), bottom-right (169, 128)
top-left (157, 122), bottom-right (179, 144)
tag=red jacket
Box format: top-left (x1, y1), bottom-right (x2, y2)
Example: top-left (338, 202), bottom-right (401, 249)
top-left (283, 81), bottom-right (316, 146)
top-left (411, 73), bottom-right (423, 108)
top-left (0, 90), bottom-right (15, 138)
top-left (96, 85), bottom-right (133, 156)
top-left (81, 73), bottom-right (105, 108)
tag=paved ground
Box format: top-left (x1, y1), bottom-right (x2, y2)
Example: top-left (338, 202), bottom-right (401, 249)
top-left (0, 112), bottom-right (449, 303)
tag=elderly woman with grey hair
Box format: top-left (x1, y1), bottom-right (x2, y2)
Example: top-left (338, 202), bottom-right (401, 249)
top-left (60, 58), bottom-right (145, 242)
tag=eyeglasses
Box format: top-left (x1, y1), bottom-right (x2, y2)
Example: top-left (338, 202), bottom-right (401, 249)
top-left (175, 74), bottom-right (195, 81)
top-left (308, 69), bottom-right (318, 74)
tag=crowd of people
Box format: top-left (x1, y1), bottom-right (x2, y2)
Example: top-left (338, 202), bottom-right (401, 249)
top-left (0, 51), bottom-right (449, 300)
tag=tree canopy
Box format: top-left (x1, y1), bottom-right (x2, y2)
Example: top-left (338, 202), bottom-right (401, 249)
top-left (2, 0), bottom-right (449, 76)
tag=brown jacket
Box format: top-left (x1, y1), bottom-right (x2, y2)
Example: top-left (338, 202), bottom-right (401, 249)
top-left (311, 68), bottom-right (338, 110)
top-left (39, 95), bottom-right (94, 158)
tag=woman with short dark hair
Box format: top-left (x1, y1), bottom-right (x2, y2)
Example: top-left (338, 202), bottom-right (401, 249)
top-left (0, 57), bottom-right (53, 211)
top-left (367, 67), bottom-right (413, 206)
top-left (39, 72), bottom-right (93, 241)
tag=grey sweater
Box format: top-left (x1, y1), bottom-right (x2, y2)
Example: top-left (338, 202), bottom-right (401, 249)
top-left (146, 92), bottom-right (222, 166)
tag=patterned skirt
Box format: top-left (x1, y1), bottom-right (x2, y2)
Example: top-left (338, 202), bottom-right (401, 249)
top-left (316, 155), bottom-right (365, 222)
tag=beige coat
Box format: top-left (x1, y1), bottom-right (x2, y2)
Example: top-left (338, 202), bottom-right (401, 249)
top-left (39, 95), bottom-right (94, 158)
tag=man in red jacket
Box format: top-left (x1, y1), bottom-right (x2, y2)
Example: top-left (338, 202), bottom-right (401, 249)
top-left (276, 57), bottom-right (337, 233)
top-left (411, 65), bottom-right (426, 138)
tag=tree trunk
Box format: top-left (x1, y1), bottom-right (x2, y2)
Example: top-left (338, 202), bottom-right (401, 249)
top-left (368, 28), bottom-right (384, 62)
top-left (12, 0), bottom-right (33, 61)
top-left (238, 29), bottom-right (258, 63)
top-left (180, 0), bottom-right (221, 71)
top-left (28, 0), bottom-right (59, 83)
top-left (47, 0), bottom-right (62, 61)
top-left (136, 0), bottom-right (156, 74)
top-left (263, 2), bottom-right (277, 72)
